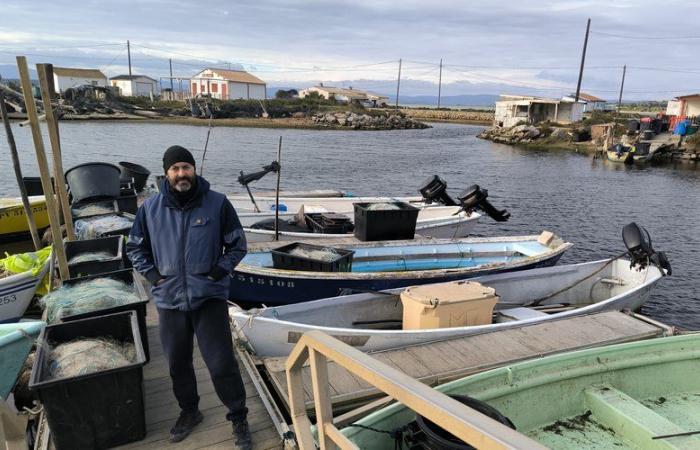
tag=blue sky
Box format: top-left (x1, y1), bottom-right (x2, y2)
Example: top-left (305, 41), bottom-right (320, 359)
top-left (1, 0), bottom-right (699, 100)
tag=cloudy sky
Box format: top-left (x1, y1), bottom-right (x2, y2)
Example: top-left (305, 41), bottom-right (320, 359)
top-left (1, 0), bottom-right (699, 100)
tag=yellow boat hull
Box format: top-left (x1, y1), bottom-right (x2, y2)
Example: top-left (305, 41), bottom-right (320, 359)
top-left (0, 196), bottom-right (50, 237)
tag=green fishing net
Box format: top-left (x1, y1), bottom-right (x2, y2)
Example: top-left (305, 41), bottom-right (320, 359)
top-left (47, 338), bottom-right (136, 380)
top-left (68, 251), bottom-right (115, 264)
top-left (74, 215), bottom-right (133, 240)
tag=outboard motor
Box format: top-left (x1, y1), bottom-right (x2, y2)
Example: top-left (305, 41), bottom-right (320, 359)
top-left (622, 222), bottom-right (671, 275)
top-left (237, 161), bottom-right (281, 213)
top-left (458, 185), bottom-right (511, 222)
top-left (419, 175), bottom-right (457, 206)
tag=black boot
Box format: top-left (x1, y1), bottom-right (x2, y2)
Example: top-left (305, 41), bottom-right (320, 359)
top-left (170, 409), bottom-right (204, 443)
top-left (233, 419), bottom-right (252, 450)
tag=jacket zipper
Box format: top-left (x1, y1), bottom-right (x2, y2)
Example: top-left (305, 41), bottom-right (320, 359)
top-left (181, 208), bottom-right (191, 310)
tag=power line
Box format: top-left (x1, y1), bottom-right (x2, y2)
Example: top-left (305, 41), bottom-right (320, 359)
top-left (590, 30), bottom-right (700, 40)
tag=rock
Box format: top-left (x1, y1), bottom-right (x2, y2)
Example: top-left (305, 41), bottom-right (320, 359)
top-left (337, 117), bottom-right (347, 126)
top-left (550, 128), bottom-right (569, 140)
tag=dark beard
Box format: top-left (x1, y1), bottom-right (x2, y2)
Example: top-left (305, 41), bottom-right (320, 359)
top-left (169, 174), bottom-right (195, 192)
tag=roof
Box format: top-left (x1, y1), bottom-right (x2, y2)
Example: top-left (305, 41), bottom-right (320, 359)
top-left (193, 68), bottom-right (266, 85)
top-left (497, 94), bottom-right (563, 105)
top-left (110, 74), bottom-right (157, 82)
top-left (53, 67), bottom-right (107, 79)
top-left (306, 86), bottom-right (371, 99)
top-left (676, 93), bottom-right (700, 100)
top-left (575, 92), bottom-right (606, 102)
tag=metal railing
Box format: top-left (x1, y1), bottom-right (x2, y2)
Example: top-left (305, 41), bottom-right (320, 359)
top-left (285, 330), bottom-right (547, 450)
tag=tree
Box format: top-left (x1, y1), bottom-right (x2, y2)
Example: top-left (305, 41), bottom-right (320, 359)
top-left (275, 89), bottom-right (299, 99)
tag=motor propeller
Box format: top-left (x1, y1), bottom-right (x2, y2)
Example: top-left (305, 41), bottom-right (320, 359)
top-left (622, 222), bottom-right (671, 275)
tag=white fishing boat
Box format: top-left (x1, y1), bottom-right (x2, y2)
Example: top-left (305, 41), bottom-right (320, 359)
top-left (231, 258), bottom-right (666, 357)
top-left (239, 205), bottom-right (481, 242)
top-left (231, 224), bottom-right (670, 357)
top-left (0, 257), bottom-right (51, 323)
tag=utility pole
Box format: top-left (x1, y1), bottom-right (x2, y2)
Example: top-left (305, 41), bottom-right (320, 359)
top-left (617, 65), bottom-right (626, 113)
top-left (127, 40), bottom-right (132, 77)
top-left (395, 58), bottom-right (402, 109)
top-left (574, 18), bottom-right (591, 102)
top-left (169, 58), bottom-right (174, 90)
top-left (437, 58), bottom-right (443, 109)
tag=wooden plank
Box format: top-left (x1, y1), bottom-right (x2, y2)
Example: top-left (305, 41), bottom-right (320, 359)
top-left (262, 311), bottom-right (664, 414)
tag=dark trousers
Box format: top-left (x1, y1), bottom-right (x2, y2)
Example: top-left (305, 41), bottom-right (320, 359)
top-left (158, 299), bottom-right (248, 422)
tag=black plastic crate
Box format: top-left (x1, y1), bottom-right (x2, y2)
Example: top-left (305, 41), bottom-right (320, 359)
top-left (271, 242), bottom-right (354, 272)
top-left (61, 268), bottom-right (150, 360)
top-left (22, 176), bottom-right (55, 196)
top-left (29, 311), bottom-right (147, 450)
top-left (73, 212), bottom-right (135, 238)
top-left (65, 236), bottom-right (124, 278)
top-left (305, 213), bottom-right (354, 234)
top-left (353, 201), bottom-right (420, 241)
top-left (71, 199), bottom-right (119, 220)
top-left (116, 194), bottom-right (138, 214)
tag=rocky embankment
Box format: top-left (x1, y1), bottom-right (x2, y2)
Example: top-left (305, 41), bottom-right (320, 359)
top-left (478, 124), bottom-right (570, 145)
top-left (312, 111), bottom-right (430, 129)
top-left (402, 109), bottom-right (493, 123)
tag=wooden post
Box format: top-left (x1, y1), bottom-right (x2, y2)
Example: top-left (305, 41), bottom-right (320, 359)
top-left (574, 18), bottom-right (591, 102)
top-left (17, 56), bottom-right (70, 281)
top-left (274, 136), bottom-right (282, 241)
top-left (37, 63), bottom-right (75, 241)
top-left (395, 58), bottom-right (402, 109)
top-left (617, 65), bottom-right (627, 113)
top-left (309, 350), bottom-right (336, 450)
top-left (1, 92), bottom-right (42, 250)
top-left (437, 58), bottom-right (443, 109)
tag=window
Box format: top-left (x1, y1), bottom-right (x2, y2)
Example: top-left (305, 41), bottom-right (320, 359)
top-left (211, 83), bottom-right (218, 93)
top-left (192, 83), bottom-right (197, 94)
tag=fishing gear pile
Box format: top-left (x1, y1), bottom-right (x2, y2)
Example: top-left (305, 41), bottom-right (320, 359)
top-left (289, 246), bottom-right (343, 262)
top-left (74, 214), bottom-right (133, 240)
top-left (47, 338), bottom-right (135, 380)
top-left (40, 277), bottom-right (140, 323)
top-left (72, 203), bottom-right (114, 218)
top-left (0, 246), bottom-right (52, 293)
top-left (68, 251), bottom-right (115, 264)
top-left (366, 203), bottom-right (401, 211)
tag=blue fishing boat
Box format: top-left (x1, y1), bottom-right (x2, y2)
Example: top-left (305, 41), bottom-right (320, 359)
top-left (1, 321), bottom-right (45, 399)
top-left (230, 232), bottom-right (572, 306)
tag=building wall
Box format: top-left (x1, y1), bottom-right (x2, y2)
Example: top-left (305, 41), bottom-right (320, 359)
top-left (685, 98), bottom-right (700, 117)
top-left (54, 75), bottom-right (107, 93)
top-left (111, 79), bottom-right (156, 96)
top-left (226, 82), bottom-right (266, 100)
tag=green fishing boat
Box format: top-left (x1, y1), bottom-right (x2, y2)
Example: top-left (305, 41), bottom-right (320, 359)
top-left (1, 321), bottom-right (45, 399)
top-left (343, 333), bottom-right (700, 449)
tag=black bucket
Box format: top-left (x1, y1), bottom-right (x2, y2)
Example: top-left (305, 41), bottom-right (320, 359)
top-left (118, 161), bottom-right (151, 192)
top-left (65, 162), bottom-right (121, 204)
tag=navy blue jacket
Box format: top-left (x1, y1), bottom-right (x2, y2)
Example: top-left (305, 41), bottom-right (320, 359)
top-left (126, 176), bottom-right (247, 310)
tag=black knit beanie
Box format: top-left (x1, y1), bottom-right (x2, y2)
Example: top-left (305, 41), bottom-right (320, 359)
top-left (163, 145), bottom-right (196, 173)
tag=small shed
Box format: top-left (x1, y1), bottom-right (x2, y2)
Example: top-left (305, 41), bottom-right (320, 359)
top-left (562, 92), bottom-right (607, 112)
top-left (190, 68), bottom-right (266, 100)
top-left (494, 95), bottom-right (584, 128)
top-left (52, 67), bottom-right (108, 93)
top-left (110, 75), bottom-right (158, 97)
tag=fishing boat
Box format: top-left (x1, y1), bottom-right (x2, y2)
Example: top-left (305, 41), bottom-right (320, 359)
top-left (230, 232), bottom-right (571, 306)
top-left (342, 333), bottom-right (700, 449)
top-left (240, 206), bottom-right (481, 243)
top-left (0, 254), bottom-right (51, 323)
top-left (231, 257), bottom-right (667, 357)
top-left (606, 143), bottom-right (653, 164)
top-left (1, 321), bottom-right (45, 399)
top-left (0, 196), bottom-right (50, 241)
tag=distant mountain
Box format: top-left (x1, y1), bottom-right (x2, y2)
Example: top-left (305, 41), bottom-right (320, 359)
top-left (395, 94), bottom-right (499, 107)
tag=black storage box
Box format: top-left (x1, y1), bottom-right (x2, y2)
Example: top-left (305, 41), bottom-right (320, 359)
top-left (65, 236), bottom-right (125, 278)
top-left (305, 213), bottom-right (354, 234)
top-left (353, 201), bottom-right (420, 241)
top-left (29, 311), bottom-right (147, 450)
top-left (22, 176), bottom-right (55, 196)
top-left (73, 212), bottom-right (135, 238)
top-left (271, 242), bottom-right (354, 272)
top-left (116, 194), bottom-right (138, 214)
top-left (61, 268), bottom-right (150, 360)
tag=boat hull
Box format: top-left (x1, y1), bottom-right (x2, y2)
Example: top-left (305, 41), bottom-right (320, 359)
top-left (0, 262), bottom-right (50, 323)
top-left (230, 247), bottom-right (567, 306)
top-left (0, 196), bottom-right (50, 240)
top-left (0, 321), bottom-right (45, 399)
top-left (231, 259), bottom-right (663, 357)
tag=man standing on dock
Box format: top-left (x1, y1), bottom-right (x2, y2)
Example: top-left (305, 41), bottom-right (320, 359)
top-left (126, 145), bottom-right (251, 449)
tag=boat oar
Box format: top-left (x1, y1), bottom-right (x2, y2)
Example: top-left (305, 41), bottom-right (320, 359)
top-left (653, 430), bottom-right (700, 440)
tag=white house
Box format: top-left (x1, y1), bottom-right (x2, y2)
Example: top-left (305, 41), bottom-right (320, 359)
top-left (494, 95), bottom-right (585, 128)
top-left (299, 85), bottom-right (389, 106)
top-left (190, 68), bottom-right (266, 100)
top-left (110, 75), bottom-right (158, 97)
top-left (52, 67), bottom-right (108, 93)
top-left (561, 92), bottom-right (607, 112)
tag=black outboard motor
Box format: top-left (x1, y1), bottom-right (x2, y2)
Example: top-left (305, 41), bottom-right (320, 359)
top-left (419, 175), bottom-right (457, 206)
top-left (622, 222), bottom-right (671, 275)
top-left (237, 161), bottom-right (280, 186)
top-left (458, 185), bottom-right (511, 222)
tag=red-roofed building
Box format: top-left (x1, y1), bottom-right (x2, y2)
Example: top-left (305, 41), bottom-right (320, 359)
top-left (190, 68), bottom-right (266, 100)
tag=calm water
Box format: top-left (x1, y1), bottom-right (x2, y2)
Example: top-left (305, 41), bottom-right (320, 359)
top-left (1, 121), bottom-right (698, 328)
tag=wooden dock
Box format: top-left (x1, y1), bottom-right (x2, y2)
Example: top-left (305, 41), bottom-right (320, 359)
top-left (258, 311), bottom-right (669, 416)
top-left (113, 301), bottom-right (284, 450)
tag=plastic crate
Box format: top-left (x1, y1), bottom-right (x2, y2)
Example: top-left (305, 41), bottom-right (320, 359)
top-left (61, 268), bottom-right (150, 360)
top-left (29, 311), bottom-right (147, 450)
top-left (271, 242), bottom-right (354, 272)
top-left (65, 236), bottom-right (125, 278)
top-left (353, 201), bottom-right (420, 241)
top-left (305, 213), bottom-right (354, 234)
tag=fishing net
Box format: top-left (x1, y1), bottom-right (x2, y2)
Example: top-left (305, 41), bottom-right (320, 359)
top-left (289, 246), bottom-right (342, 262)
top-left (40, 277), bottom-right (140, 323)
top-left (47, 338), bottom-right (135, 380)
top-left (72, 202), bottom-right (115, 218)
top-left (74, 215), bottom-right (133, 240)
top-left (68, 251), bottom-right (115, 264)
top-left (0, 246), bottom-right (52, 294)
top-left (365, 203), bottom-right (401, 210)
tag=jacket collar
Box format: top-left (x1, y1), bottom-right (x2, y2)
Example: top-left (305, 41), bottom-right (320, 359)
top-left (160, 175), bottom-right (210, 210)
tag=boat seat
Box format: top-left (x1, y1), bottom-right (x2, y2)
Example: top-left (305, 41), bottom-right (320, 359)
top-left (495, 307), bottom-right (549, 322)
top-left (585, 384), bottom-right (700, 449)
